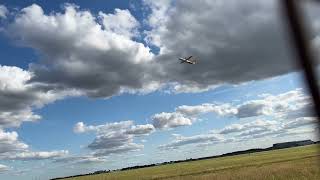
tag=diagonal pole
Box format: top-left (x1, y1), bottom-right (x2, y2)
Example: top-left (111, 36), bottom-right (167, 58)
top-left (281, 0), bottom-right (320, 137)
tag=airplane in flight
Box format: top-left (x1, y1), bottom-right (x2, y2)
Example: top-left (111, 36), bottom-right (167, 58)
top-left (179, 56), bottom-right (197, 64)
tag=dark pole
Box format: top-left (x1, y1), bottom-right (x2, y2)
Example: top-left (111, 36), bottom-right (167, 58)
top-left (281, 0), bottom-right (320, 134)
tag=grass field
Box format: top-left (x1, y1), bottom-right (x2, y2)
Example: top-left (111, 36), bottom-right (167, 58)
top-left (63, 144), bottom-right (320, 180)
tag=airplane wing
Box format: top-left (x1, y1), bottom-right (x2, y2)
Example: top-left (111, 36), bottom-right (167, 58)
top-left (186, 56), bottom-right (193, 60)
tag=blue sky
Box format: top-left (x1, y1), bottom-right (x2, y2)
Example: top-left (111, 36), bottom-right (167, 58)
top-left (0, 0), bottom-right (319, 179)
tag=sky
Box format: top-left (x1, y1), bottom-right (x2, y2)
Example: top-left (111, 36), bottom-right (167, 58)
top-left (0, 0), bottom-right (319, 179)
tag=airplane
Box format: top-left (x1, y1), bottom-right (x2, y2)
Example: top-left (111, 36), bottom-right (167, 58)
top-left (179, 56), bottom-right (197, 64)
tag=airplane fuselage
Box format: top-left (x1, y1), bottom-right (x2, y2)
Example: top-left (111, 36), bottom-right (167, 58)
top-left (179, 58), bottom-right (196, 64)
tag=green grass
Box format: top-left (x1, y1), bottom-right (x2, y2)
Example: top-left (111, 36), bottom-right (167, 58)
top-left (62, 144), bottom-right (320, 180)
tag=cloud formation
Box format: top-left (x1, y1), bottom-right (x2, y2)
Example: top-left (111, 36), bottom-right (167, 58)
top-left (8, 4), bottom-right (159, 98)
top-left (151, 112), bottom-right (192, 129)
top-left (219, 119), bottom-right (278, 135)
top-left (0, 65), bottom-right (78, 128)
top-left (176, 103), bottom-right (237, 117)
top-left (152, 89), bottom-right (313, 129)
top-left (160, 117), bottom-right (317, 150)
top-left (144, 0), bottom-right (303, 92)
top-left (235, 89), bottom-right (312, 118)
top-left (0, 164), bottom-right (9, 173)
top-left (4, 0), bottom-right (320, 100)
top-left (159, 133), bottom-right (224, 150)
top-left (4, 150), bottom-right (68, 161)
top-left (0, 129), bottom-right (68, 161)
top-left (157, 89), bottom-right (316, 148)
top-left (0, 5), bottom-right (7, 19)
top-left (74, 121), bottom-right (154, 157)
top-left (222, 117), bottom-right (317, 141)
top-left (0, 129), bottom-right (28, 154)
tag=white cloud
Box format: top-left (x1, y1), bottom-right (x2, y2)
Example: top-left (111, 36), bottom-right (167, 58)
top-left (151, 112), bottom-right (192, 129)
top-left (1, 0), bottom-right (320, 105)
top-left (0, 129), bottom-right (68, 161)
top-left (126, 124), bottom-right (155, 135)
top-left (144, 0), bottom-right (320, 92)
top-left (93, 143), bottom-right (144, 157)
top-left (0, 109), bottom-right (41, 128)
top-left (0, 164), bottom-right (9, 173)
top-left (176, 103), bottom-right (237, 117)
top-left (0, 65), bottom-right (79, 128)
top-left (148, 89), bottom-right (312, 131)
top-left (219, 117), bottom-right (317, 141)
top-left (0, 129), bottom-right (28, 154)
top-left (159, 133), bottom-right (224, 150)
top-left (219, 119), bottom-right (279, 135)
top-left (5, 1), bottom-right (320, 99)
top-left (5, 150), bottom-right (69, 160)
top-left (74, 120), bottom-right (154, 157)
top-left (8, 4), bottom-right (157, 98)
top-left (150, 89), bottom-right (312, 129)
top-left (0, 5), bottom-right (8, 19)
top-left (73, 122), bottom-right (98, 133)
top-left (143, 0), bottom-right (172, 49)
top-left (169, 83), bottom-right (218, 94)
top-left (159, 116), bottom-right (317, 150)
top-left (74, 89), bottom-right (315, 151)
top-left (74, 121), bottom-right (154, 135)
top-left (283, 117), bottom-right (318, 130)
top-left (99, 8), bottom-right (139, 38)
top-left (236, 89), bottom-right (311, 118)
top-left (157, 89), bottom-right (317, 149)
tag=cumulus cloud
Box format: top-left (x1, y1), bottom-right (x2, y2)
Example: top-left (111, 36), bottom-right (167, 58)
top-left (283, 117), bottom-right (318, 130)
top-left (0, 129), bottom-right (68, 161)
top-left (73, 122), bottom-right (98, 133)
top-left (7, 4), bottom-right (159, 98)
top-left (219, 119), bottom-right (278, 134)
top-left (99, 8), bottom-right (139, 38)
top-left (0, 65), bottom-right (40, 127)
top-left (0, 164), bottom-right (9, 173)
top-left (4, 150), bottom-right (68, 160)
top-left (74, 120), bottom-right (154, 135)
top-left (236, 89), bottom-right (311, 118)
top-left (0, 5), bottom-right (8, 19)
top-left (75, 121), bottom-right (133, 134)
top-left (159, 133), bottom-right (224, 150)
top-left (176, 103), bottom-right (237, 117)
top-left (159, 116), bottom-right (317, 150)
top-left (152, 112), bottom-right (192, 129)
top-left (93, 143), bottom-right (144, 157)
top-left (144, 0), bottom-right (320, 93)
top-left (151, 103), bottom-right (237, 129)
top-left (211, 90), bottom-right (316, 141)
top-left (0, 129), bottom-right (28, 154)
top-left (0, 65), bottom-right (79, 128)
top-left (153, 89), bottom-right (313, 129)
top-left (74, 121), bottom-right (154, 157)
top-left (220, 117), bottom-right (317, 141)
top-left (3, 0), bottom-right (320, 101)
top-left (126, 124), bottom-right (155, 135)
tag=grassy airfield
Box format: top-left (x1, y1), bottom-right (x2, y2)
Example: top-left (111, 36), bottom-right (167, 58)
top-left (62, 144), bottom-right (320, 180)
